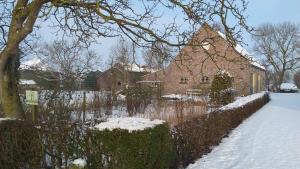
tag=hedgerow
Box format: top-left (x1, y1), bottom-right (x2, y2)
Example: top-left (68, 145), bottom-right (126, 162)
top-left (85, 123), bottom-right (175, 169)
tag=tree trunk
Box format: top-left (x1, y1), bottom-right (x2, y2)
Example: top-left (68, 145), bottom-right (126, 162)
top-left (0, 48), bottom-right (25, 119)
top-left (277, 71), bottom-right (285, 88)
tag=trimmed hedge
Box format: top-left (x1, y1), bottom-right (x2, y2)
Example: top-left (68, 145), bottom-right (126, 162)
top-left (0, 120), bottom-right (43, 169)
top-left (85, 123), bottom-right (175, 169)
top-left (171, 93), bottom-right (270, 168)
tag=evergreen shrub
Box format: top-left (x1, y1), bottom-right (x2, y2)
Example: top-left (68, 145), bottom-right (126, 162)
top-left (85, 123), bottom-right (175, 169)
top-left (210, 70), bottom-right (235, 105)
top-left (0, 120), bottom-right (43, 169)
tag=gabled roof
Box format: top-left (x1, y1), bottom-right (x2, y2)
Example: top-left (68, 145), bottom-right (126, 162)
top-left (217, 31), bottom-right (266, 71)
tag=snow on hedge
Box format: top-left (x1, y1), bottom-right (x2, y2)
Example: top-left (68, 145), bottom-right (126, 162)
top-left (93, 117), bottom-right (165, 132)
top-left (0, 118), bottom-right (14, 123)
top-left (220, 92), bottom-right (267, 111)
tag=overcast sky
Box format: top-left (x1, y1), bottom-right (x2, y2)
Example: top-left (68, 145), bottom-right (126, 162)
top-left (33, 0), bottom-right (300, 70)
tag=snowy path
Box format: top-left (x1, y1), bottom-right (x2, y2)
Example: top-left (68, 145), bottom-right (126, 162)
top-left (187, 93), bottom-right (300, 169)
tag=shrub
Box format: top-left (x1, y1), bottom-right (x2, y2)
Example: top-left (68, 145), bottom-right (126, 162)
top-left (0, 120), bottom-right (43, 169)
top-left (171, 93), bottom-right (270, 169)
top-left (85, 123), bottom-right (175, 169)
top-left (209, 70), bottom-right (234, 105)
top-left (39, 121), bottom-right (86, 168)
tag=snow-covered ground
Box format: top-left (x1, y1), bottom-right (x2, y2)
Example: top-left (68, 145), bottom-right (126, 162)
top-left (187, 93), bottom-right (300, 169)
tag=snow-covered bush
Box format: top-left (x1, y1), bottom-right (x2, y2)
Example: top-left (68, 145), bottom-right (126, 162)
top-left (86, 118), bottom-right (175, 169)
top-left (209, 70), bottom-right (234, 105)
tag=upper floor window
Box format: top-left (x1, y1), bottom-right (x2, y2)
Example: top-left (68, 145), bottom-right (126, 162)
top-left (201, 76), bottom-right (209, 83)
top-left (180, 77), bottom-right (188, 84)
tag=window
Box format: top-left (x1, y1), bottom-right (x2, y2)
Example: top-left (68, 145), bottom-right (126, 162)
top-left (201, 76), bottom-right (209, 83)
top-left (202, 41), bottom-right (211, 50)
top-left (180, 77), bottom-right (188, 84)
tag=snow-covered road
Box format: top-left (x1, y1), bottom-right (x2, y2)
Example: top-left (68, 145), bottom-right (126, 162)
top-left (187, 93), bottom-right (300, 169)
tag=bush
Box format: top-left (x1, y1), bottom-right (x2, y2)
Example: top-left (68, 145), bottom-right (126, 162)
top-left (209, 70), bottom-right (235, 105)
top-left (85, 123), bottom-right (175, 169)
top-left (0, 120), bottom-right (43, 169)
top-left (171, 93), bottom-right (270, 169)
top-left (39, 121), bottom-right (86, 168)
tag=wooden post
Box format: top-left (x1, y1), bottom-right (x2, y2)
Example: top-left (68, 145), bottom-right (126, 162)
top-left (83, 91), bottom-right (86, 123)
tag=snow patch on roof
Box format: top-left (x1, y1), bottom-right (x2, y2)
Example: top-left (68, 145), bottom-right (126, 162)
top-left (125, 63), bottom-right (157, 73)
top-left (220, 92), bottom-right (266, 111)
top-left (19, 79), bottom-right (36, 85)
top-left (93, 117), bottom-right (165, 132)
top-left (217, 31), bottom-right (265, 70)
top-left (20, 57), bottom-right (48, 70)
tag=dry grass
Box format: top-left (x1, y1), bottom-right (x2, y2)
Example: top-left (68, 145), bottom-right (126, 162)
top-left (135, 99), bottom-right (208, 127)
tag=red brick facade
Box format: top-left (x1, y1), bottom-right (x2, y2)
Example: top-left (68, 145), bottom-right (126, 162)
top-left (143, 24), bottom-right (265, 96)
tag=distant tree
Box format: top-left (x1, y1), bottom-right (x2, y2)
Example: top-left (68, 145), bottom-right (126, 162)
top-left (294, 70), bottom-right (300, 88)
top-left (40, 40), bottom-right (99, 90)
top-left (252, 22), bottom-right (300, 88)
top-left (142, 42), bottom-right (172, 69)
top-left (109, 39), bottom-right (134, 66)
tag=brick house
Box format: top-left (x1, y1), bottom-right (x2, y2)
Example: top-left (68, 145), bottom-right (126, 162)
top-left (142, 24), bottom-right (266, 96)
top-left (97, 63), bottom-right (152, 93)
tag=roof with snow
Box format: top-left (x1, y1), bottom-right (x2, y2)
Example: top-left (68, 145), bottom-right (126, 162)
top-left (92, 117), bottom-right (165, 132)
top-left (20, 57), bottom-right (48, 70)
top-left (19, 79), bottom-right (37, 85)
top-left (217, 31), bottom-right (265, 71)
top-left (124, 63), bottom-right (157, 73)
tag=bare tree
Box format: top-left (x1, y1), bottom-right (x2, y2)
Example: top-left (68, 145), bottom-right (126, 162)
top-left (40, 40), bottom-right (99, 90)
top-left (0, 0), bottom-right (251, 118)
top-left (143, 42), bottom-right (172, 69)
top-left (294, 70), bottom-right (300, 88)
top-left (108, 38), bottom-right (134, 66)
top-left (252, 22), bottom-right (300, 88)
